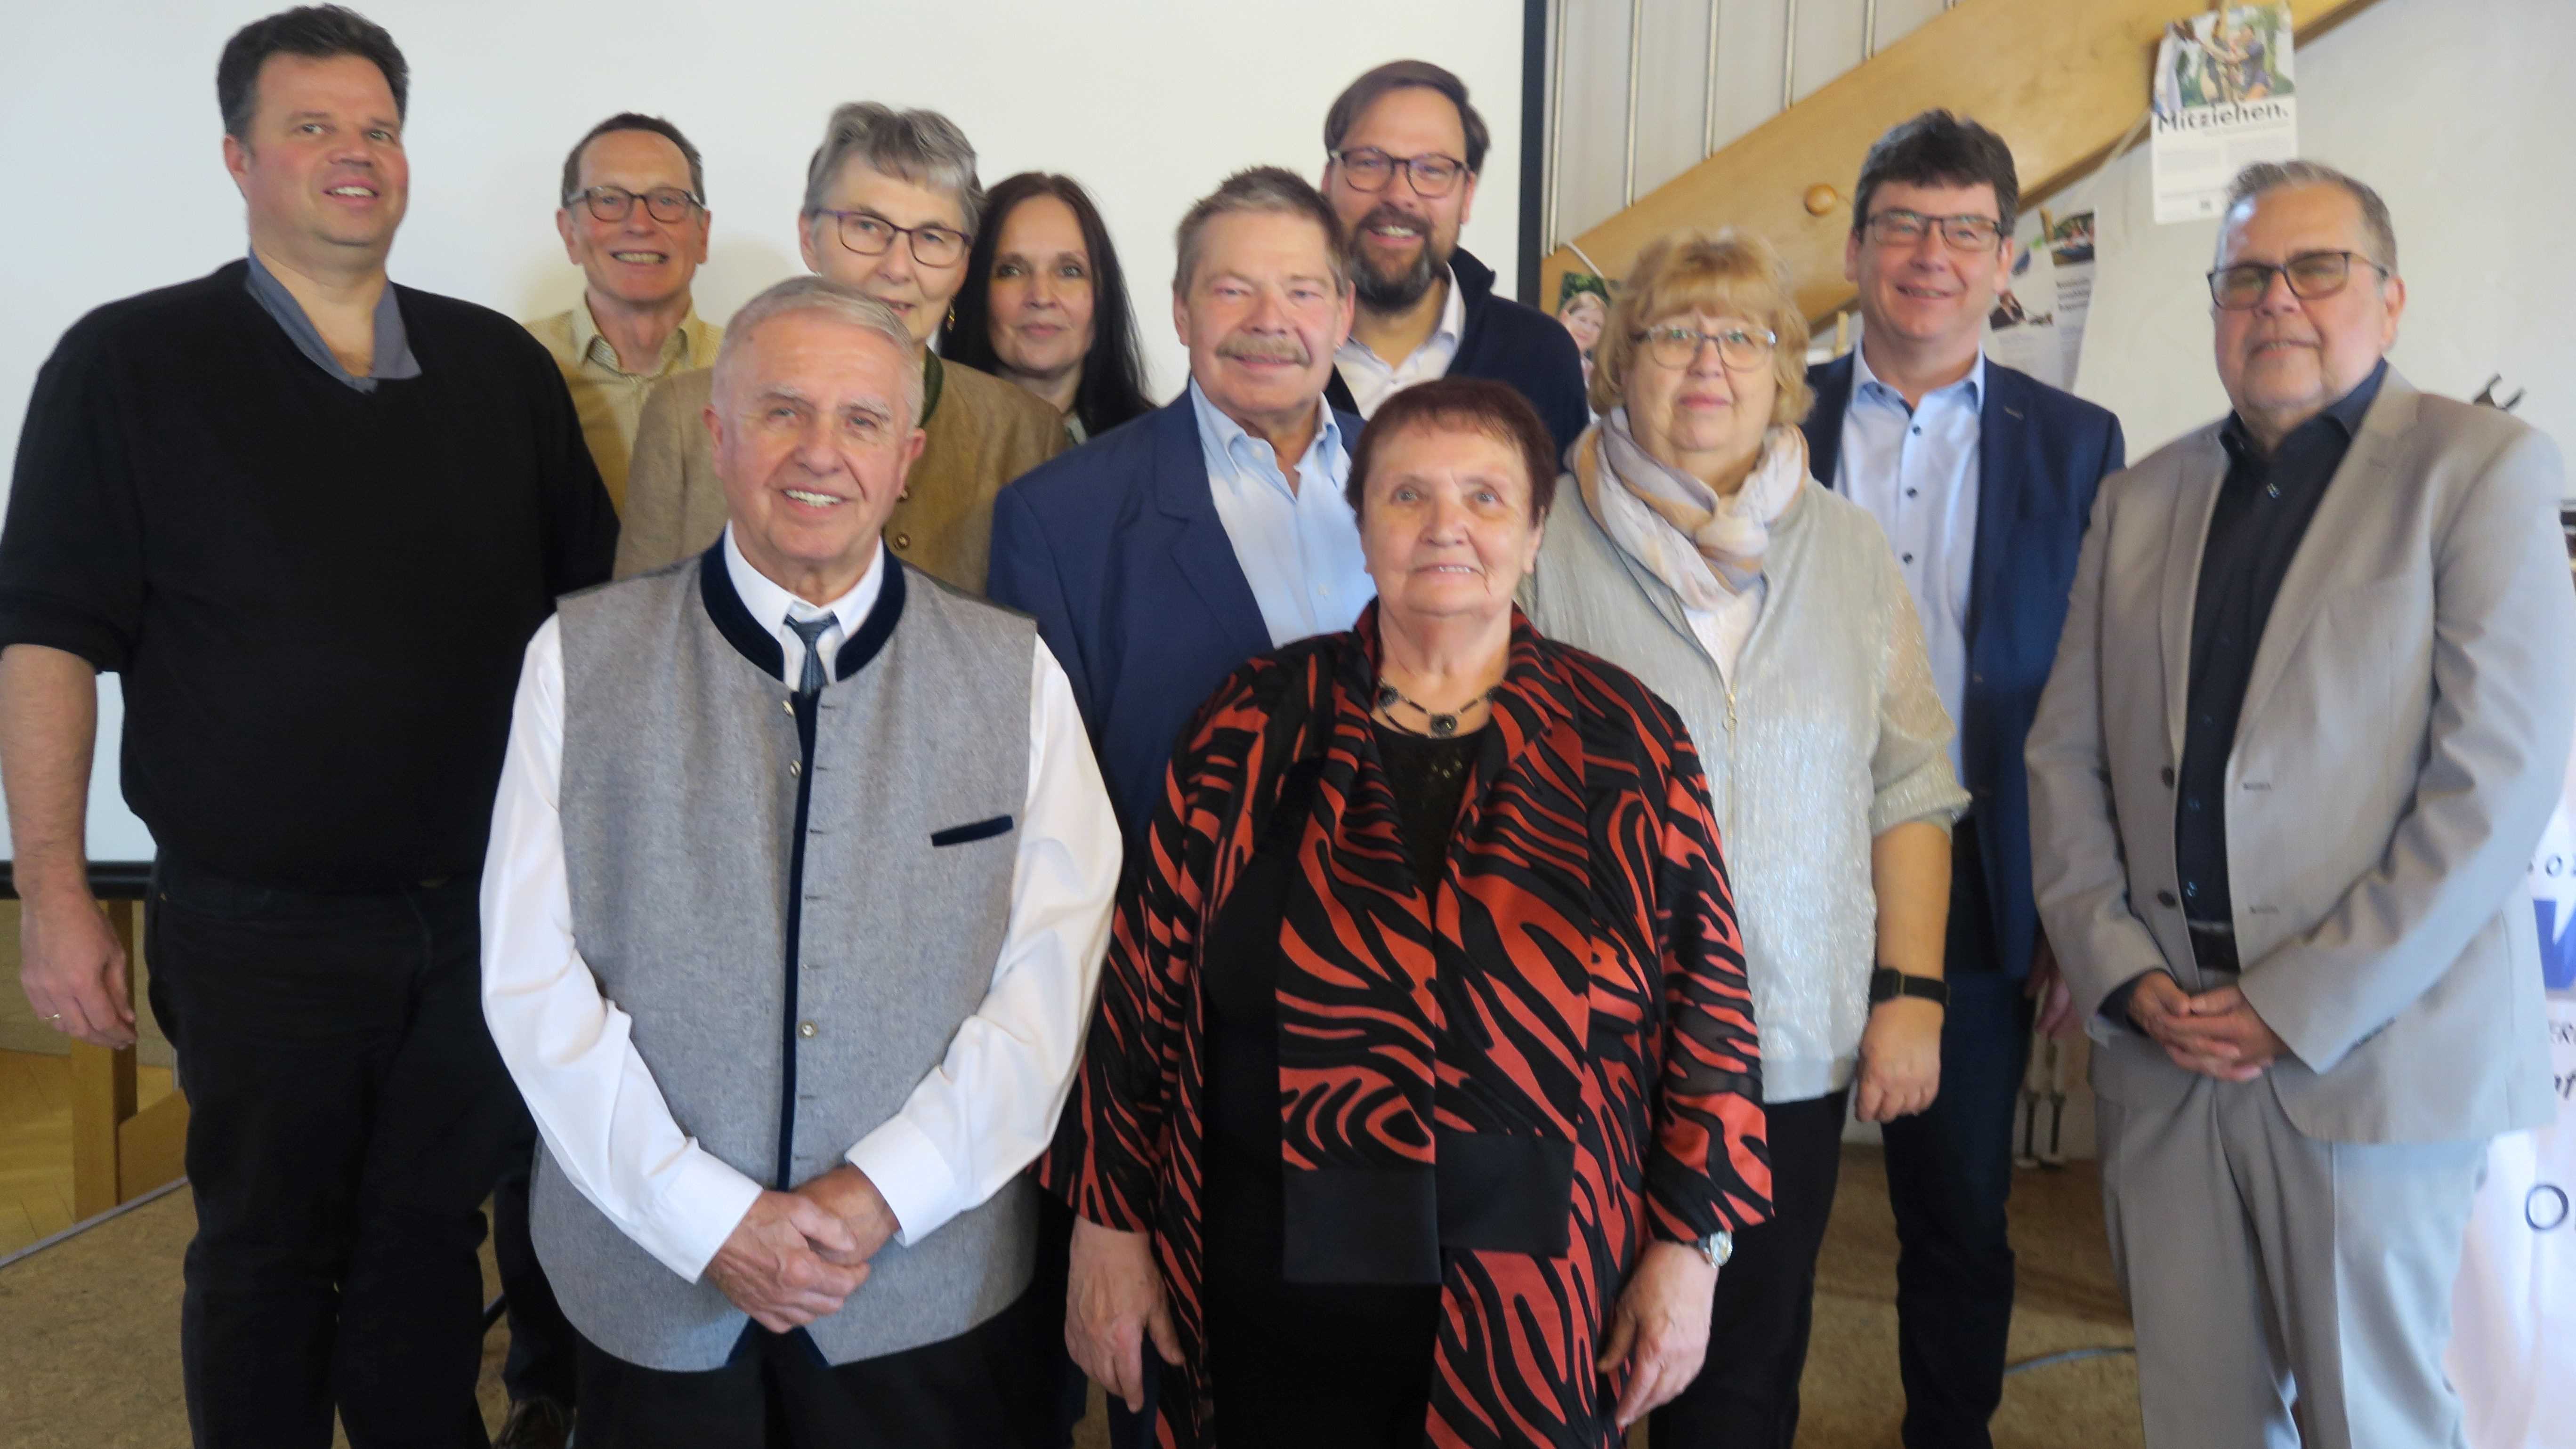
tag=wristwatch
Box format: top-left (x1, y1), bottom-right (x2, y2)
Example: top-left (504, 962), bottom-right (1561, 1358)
top-left (1868, 966), bottom-right (1950, 1007)
top-left (1694, 1230), bottom-right (1734, 1269)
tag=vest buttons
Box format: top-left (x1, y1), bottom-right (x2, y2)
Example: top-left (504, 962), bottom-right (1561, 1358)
top-left (892, 531), bottom-right (912, 551)
top-left (2156, 889), bottom-right (2179, 908)
top-left (782, 698), bottom-right (795, 715)
top-left (797, 1021), bottom-right (818, 1039)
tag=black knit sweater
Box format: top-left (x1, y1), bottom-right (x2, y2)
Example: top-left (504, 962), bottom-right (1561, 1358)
top-left (0, 261), bottom-right (616, 890)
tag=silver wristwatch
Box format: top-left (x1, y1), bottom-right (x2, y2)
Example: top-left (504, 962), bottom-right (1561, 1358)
top-left (1695, 1229), bottom-right (1734, 1268)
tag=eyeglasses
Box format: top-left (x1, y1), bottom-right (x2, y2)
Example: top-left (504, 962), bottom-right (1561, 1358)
top-left (1635, 322), bottom-right (1777, 370)
top-left (1863, 209), bottom-right (2005, 251)
top-left (2206, 250), bottom-right (2389, 310)
top-left (566, 185), bottom-right (702, 225)
top-left (1331, 147), bottom-right (1469, 199)
top-left (814, 209), bottom-right (971, 268)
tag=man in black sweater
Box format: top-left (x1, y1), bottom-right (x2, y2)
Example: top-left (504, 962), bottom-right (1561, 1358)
top-left (1318, 60), bottom-right (1591, 459)
top-left (0, 9), bottom-right (614, 1447)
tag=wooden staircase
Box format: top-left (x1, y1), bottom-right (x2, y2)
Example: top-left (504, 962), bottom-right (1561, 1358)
top-left (1537, 0), bottom-right (2386, 322)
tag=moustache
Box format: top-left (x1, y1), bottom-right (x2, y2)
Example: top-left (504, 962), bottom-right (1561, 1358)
top-left (1218, 335), bottom-right (1311, 366)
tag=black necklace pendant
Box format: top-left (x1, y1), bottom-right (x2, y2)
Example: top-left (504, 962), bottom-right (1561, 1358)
top-left (1375, 677), bottom-right (1495, 738)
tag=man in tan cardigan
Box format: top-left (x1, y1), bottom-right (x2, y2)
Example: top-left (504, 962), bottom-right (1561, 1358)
top-left (617, 103), bottom-right (1062, 588)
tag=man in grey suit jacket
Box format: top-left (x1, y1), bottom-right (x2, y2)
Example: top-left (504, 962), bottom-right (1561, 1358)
top-left (2027, 161), bottom-right (2574, 1449)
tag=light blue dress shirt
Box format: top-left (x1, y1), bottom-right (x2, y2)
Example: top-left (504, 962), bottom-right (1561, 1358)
top-left (1187, 379), bottom-right (1373, 647)
top-left (1834, 345), bottom-right (1982, 782)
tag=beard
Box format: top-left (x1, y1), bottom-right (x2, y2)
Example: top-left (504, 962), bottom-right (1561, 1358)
top-left (1351, 205), bottom-right (1447, 313)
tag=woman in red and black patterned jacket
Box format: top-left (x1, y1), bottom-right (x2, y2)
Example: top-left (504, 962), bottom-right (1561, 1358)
top-left (1045, 379), bottom-right (1771, 1449)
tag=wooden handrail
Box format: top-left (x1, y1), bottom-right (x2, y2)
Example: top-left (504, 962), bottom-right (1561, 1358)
top-left (1536, 0), bottom-right (2387, 322)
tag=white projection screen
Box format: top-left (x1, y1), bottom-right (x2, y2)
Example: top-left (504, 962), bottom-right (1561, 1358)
top-left (0, 0), bottom-right (1526, 864)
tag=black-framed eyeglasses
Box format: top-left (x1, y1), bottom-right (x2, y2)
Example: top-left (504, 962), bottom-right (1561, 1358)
top-left (566, 185), bottom-right (702, 225)
top-left (814, 209), bottom-right (971, 268)
top-left (2206, 250), bottom-right (2389, 310)
top-left (1331, 147), bottom-right (1470, 198)
top-left (1863, 208), bottom-right (2005, 251)
top-left (1635, 322), bottom-right (1777, 370)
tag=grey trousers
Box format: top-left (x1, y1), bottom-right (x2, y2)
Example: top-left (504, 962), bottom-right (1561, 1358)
top-left (2097, 1074), bottom-right (2484, 1449)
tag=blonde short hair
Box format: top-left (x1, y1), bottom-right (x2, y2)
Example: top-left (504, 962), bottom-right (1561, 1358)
top-left (1590, 228), bottom-right (1812, 426)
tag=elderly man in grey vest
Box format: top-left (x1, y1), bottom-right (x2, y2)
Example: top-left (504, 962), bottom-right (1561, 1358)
top-left (2027, 162), bottom-right (2574, 1449)
top-left (480, 274), bottom-right (1121, 1447)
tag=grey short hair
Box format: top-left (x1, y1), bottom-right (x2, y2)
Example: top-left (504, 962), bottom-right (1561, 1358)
top-left (2224, 161), bottom-right (2399, 273)
top-left (800, 103), bottom-right (985, 236)
top-left (1172, 165), bottom-right (1352, 297)
top-left (712, 276), bottom-right (924, 425)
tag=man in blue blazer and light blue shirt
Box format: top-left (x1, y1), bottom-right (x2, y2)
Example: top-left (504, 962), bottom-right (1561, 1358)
top-left (1801, 112), bottom-right (2124, 1449)
top-left (992, 166), bottom-right (1368, 837)
top-left (987, 166), bottom-right (1364, 1449)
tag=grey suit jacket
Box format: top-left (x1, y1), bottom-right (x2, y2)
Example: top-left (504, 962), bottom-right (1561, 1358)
top-left (2026, 370), bottom-right (2573, 1144)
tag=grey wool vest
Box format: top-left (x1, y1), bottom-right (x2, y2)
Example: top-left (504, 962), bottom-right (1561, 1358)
top-left (534, 546), bottom-right (1039, 1371)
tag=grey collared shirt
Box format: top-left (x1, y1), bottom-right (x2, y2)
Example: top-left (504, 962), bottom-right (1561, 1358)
top-left (243, 250), bottom-right (421, 393)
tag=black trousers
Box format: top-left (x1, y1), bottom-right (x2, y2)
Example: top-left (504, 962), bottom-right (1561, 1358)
top-left (144, 853), bottom-right (524, 1449)
top-left (493, 1136), bottom-right (580, 1405)
top-left (572, 1283), bottom-right (1058, 1449)
top-left (1648, 1085), bottom-right (1852, 1449)
top-left (1879, 822), bottom-right (2036, 1449)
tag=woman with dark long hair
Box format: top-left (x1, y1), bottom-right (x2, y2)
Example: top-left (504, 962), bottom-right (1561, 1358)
top-left (941, 171), bottom-right (1155, 442)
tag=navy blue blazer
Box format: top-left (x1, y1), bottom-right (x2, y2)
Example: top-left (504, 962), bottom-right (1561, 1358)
top-left (1804, 355), bottom-right (2125, 979)
top-left (1324, 247), bottom-right (1590, 460)
top-left (988, 393), bottom-right (1367, 838)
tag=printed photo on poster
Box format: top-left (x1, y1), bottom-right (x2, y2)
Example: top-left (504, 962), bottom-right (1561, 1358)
top-left (1556, 272), bottom-right (1612, 393)
top-left (2151, 3), bottom-right (2299, 223)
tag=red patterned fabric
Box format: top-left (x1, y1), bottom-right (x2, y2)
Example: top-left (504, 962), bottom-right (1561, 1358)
top-left (1044, 606), bottom-right (1771, 1448)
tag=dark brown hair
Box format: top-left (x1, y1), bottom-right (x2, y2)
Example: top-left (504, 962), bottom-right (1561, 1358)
top-left (941, 172), bottom-right (1155, 436)
top-left (1345, 378), bottom-right (1559, 522)
top-left (559, 113), bottom-right (705, 208)
top-left (1323, 59), bottom-right (1491, 174)
top-left (217, 6), bottom-right (407, 140)
top-left (1850, 109), bottom-right (2019, 238)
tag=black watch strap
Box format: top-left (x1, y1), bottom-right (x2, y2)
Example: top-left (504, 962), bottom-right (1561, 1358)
top-left (1868, 966), bottom-right (1949, 1006)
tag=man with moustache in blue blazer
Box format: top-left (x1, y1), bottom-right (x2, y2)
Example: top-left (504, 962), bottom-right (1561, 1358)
top-left (991, 166), bottom-right (1368, 837)
top-left (986, 165), bottom-right (1364, 1449)
top-left (1800, 111), bottom-right (2125, 1449)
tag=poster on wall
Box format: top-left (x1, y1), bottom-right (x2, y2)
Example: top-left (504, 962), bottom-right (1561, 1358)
top-left (2445, 730), bottom-right (2576, 1449)
top-left (2150, 3), bottom-right (2299, 223)
top-left (1981, 209), bottom-right (2096, 391)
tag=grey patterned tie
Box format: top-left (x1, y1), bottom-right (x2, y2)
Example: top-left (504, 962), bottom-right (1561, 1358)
top-left (786, 614), bottom-right (839, 695)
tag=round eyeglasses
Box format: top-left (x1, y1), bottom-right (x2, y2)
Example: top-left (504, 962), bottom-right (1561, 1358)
top-left (1331, 147), bottom-right (1469, 199)
top-left (1635, 322), bottom-right (1777, 370)
top-left (814, 209), bottom-right (971, 268)
top-left (566, 186), bottom-right (702, 225)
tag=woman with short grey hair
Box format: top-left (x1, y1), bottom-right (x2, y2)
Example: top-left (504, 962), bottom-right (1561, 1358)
top-left (1521, 227), bottom-right (1968, 1448)
top-left (618, 103), bottom-right (1063, 590)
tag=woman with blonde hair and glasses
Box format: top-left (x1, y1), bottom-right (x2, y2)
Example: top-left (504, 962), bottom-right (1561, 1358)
top-left (1522, 229), bottom-right (1968, 1449)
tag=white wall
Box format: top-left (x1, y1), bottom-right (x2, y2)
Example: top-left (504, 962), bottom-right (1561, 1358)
top-left (0, 0), bottom-right (1523, 861)
top-left (2067, 0), bottom-right (2573, 468)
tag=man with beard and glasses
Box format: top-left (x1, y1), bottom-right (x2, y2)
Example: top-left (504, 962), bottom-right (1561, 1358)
top-left (1317, 60), bottom-right (1588, 459)
top-left (987, 164), bottom-right (1363, 1449)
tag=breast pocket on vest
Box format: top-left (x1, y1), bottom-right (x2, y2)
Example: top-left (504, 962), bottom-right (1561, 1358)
top-left (930, 814), bottom-right (1016, 847)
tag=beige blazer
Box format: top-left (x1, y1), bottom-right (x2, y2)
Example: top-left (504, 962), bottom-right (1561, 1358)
top-left (2027, 370), bottom-right (2573, 1143)
top-left (614, 351), bottom-right (1066, 590)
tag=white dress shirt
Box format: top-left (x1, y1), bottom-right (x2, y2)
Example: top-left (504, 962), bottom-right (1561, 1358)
top-left (1835, 344), bottom-right (1983, 782)
top-left (724, 526), bottom-right (876, 685)
top-left (1332, 264), bottom-right (1466, 419)
top-left (1187, 380), bottom-right (1374, 647)
top-left (480, 534), bottom-right (1121, 1283)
